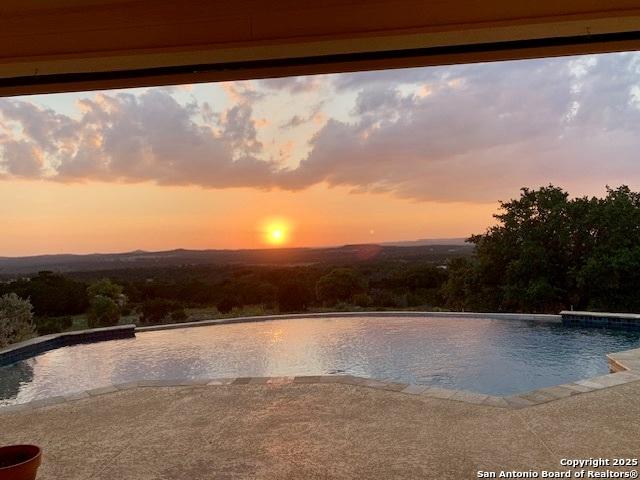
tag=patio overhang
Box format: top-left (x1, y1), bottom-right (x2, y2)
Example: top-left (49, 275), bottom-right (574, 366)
top-left (1, 0), bottom-right (640, 97)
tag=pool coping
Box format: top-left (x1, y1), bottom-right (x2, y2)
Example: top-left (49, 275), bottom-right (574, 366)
top-left (1, 312), bottom-right (640, 413)
top-left (136, 311), bottom-right (562, 332)
top-left (2, 366), bottom-right (640, 415)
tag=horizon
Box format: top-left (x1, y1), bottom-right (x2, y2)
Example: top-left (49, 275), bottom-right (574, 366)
top-left (2, 51), bottom-right (640, 256)
top-left (0, 236), bottom-right (470, 259)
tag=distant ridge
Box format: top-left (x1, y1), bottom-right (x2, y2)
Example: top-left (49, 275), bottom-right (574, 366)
top-left (0, 241), bottom-right (473, 276)
top-left (381, 237), bottom-right (467, 247)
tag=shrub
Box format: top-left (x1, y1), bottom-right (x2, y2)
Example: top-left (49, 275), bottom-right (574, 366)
top-left (0, 271), bottom-right (88, 317)
top-left (316, 268), bottom-right (366, 306)
top-left (87, 278), bottom-right (124, 301)
top-left (233, 304), bottom-right (269, 317)
top-left (216, 297), bottom-right (237, 314)
top-left (332, 301), bottom-right (355, 311)
top-left (170, 309), bottom-right (188, 323)
top-left (353, 293), bottom-right (373, 308)
top-left (87, 295), bottom-right (121, 328)
top-left (0, 293), bottom-right (36, 348)
top-left (35, 316), bottom-right (73, 335)
top-left (139, 298), bottom-right (185, 325)
top-left (370, 289), bottom-right (404, 308)
top-left (277, 282), bottom-right (313, 312)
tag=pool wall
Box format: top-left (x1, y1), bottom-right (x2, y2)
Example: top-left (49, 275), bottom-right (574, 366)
top-left (561, 310), bottom-right (640, 331)
top-left (0, 324), bottom-right (135, 367)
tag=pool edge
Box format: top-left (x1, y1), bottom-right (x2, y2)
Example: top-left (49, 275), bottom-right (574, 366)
top-left (0, 324), bottom-right (136, 367)
top-left (2, 312), bottom-right (640, 412)
top-left (2, 367), bottom-right (640, 414)
top-left (135, 311), bottom-right (562, 333)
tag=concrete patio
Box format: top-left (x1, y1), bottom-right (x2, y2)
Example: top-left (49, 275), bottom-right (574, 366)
top-left (2, 379), bottom-right (639, 479)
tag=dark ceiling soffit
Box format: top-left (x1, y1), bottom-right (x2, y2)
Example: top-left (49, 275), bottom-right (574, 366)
top-left (2, 29), bottom-right (640, 95)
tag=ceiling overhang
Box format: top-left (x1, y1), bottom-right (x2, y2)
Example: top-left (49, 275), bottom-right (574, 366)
top-left (1, 0), bottom-right (640, 96)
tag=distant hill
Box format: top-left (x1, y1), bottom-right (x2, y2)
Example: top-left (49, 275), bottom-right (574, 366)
top-left (0, 243), bottom-right (474, 276)
top-left (381, 237), bottom-right (468, 247)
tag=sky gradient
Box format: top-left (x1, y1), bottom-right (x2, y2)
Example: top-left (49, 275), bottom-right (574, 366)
top-left (1, 51), bottom-right (639, 256)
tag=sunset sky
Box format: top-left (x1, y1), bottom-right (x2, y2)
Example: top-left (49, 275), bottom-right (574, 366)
top-left (1, 51), bottom-right (640, 256)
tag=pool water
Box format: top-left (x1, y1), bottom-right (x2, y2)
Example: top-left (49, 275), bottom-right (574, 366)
top-left (2, 316), bottom-right (639, 405)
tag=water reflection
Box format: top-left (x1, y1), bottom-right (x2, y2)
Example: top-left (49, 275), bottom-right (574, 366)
top-left (0, 361), bottom-right (34, 401)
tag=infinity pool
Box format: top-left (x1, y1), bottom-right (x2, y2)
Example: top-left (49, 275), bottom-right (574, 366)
top-left (2, 315), bottom-right (640, 405)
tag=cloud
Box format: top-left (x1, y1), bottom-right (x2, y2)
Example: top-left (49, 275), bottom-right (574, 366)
top-left (220, 103), bottom-right (262, 155)
top-left (0, 100), bottom-right (78, 153)
top-left (220, 82), bottom-right (264, 104)
top-left (0, 140), bottom-right (44, 177)
top-left (279, 115), bottom-right (306, 129)
top-left (259, 76), bottom-right (325, 94)
top-left (279, 102), bottom-right (325, 130)
top-left (332, 66), bottom-right (442, 91)
top-left (0, 89), bottom-right (278, 188)
top-left (1, 52), bottom-right (640, 202)
top-left (280, 53), bottom-right (640, 201)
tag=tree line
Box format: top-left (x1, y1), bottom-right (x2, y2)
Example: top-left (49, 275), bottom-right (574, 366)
top-left (0, 260), bottom-right (450, 334)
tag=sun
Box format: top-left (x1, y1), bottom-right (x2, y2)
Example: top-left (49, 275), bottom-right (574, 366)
top-left (262, 218), bottom-right (291, 246)
top-left (270, 228), bottom-right (284, 243)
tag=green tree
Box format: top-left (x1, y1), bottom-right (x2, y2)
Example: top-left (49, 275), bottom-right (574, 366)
top-left (35, 316), bottom-right (73, 335)
top-left (87, 278), bottom-right (123, 301)
top-left (446, 185), bottom-right (640, 313)
top-left (0, 293), bottom-right (36, 347)
top-left (87, 295), bottom-right (120, 328)
top-left (441, 257), bottom-right (480, 311)
top-left (277, 281), bottom-right (314, 312)
top-left (574, 186), bottom-right (640, 312)
top-left (0, 271), bottom-right (88, 317)
top-left (139, 298), bottom-right (185, 325)
top-left (216, 297), bottom-right (237, 314)
top-left (316, 268), bottom-right (367, 307)
top-left (170, 309), bottom-right (188, 323)
top-left (480, 185), bottom-right (572, 312)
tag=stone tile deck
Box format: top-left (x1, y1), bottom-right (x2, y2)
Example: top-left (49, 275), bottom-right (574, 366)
top-left (2, 379), bottom-right (640, 479)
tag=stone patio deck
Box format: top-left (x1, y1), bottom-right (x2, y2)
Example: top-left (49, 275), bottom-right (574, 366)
top-left (2, 378), bottom-right (640, 479)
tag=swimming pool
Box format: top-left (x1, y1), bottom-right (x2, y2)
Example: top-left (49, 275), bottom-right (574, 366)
top-left (2, 315), bottom-right (639, 405)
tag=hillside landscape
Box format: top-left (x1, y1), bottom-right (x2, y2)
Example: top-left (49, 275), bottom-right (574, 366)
top-left (0, 241), bottom-right (471, 276)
